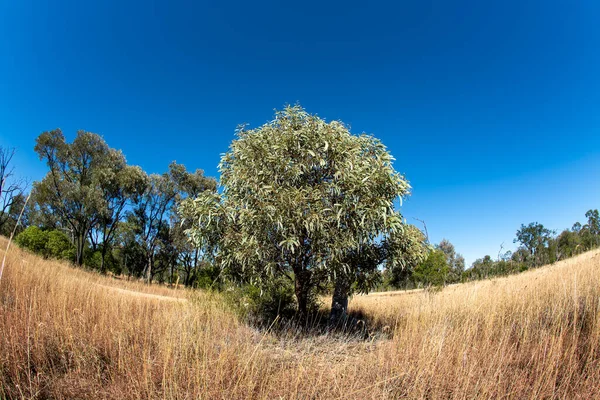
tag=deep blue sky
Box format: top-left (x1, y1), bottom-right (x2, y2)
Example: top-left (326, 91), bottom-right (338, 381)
top-left (1, 0), bottom-right (599, 266)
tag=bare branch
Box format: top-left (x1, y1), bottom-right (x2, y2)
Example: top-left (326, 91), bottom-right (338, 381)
top-left (413, 217), bottom-right (430, 244)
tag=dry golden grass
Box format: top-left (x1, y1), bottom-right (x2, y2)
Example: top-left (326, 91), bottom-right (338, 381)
top-left (1, 237), bottom-right (599, 399)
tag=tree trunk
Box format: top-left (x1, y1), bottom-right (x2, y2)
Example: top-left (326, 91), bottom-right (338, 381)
top-left (146, 253), bottom-right (152, 284)
top-left (170, 260), bottom-right (174, 286)
top-left (100, 245), bottom-right (107, 273)
top-left (76, 231), bottom-right (85, 266)
top-left (294, 268), bottom-right (311, 323)
top-left (185, 267), bottom-right (191, 286)
top-left (329, 276), bottom-right (350, 327)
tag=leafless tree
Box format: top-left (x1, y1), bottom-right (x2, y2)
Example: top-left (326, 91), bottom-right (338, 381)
top-left (0, 146), bottom-right (28, 234)
top-left (413, 217), bottom-right (430, 243)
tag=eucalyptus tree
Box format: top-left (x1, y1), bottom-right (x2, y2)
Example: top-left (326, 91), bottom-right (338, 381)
top-left (0, 193), bottom-right (28, 237)
top-left (181, 105), bottom-right (423, 321)
top-left (583, 209), bottom-right (600, 249)
top-left (514, 222), bottom-right (554, 267)
top-left (114, 219), bottom-right (148, 277)
top-left (412, 249), bottom-right (450, 286)
top-left (130, 172), bottom-right (177, 282)
top-left (436, 239), bottom-right (465, 283)
top-left (381, 224), bottom-right (430, 288)
top-left (93, 161), bottom-right (148, 272)
top-left (131, 162), bottom-right (215, 283)
top-left (34, 130), bottom-right (117, 265)
top-left (170, 163), bottom-right (218, 282)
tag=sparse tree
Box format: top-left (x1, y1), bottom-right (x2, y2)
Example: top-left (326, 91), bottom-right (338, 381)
top-left (582, 209), bottom-right (600, 249)
top-left (0, 193), bottom-right (28, 237)
top-left (93, 162), bottom-right (147, 272)
top-left (0, 146), bottom-right (27, 235)
top-left (130, 172), bottom-right (177, 282)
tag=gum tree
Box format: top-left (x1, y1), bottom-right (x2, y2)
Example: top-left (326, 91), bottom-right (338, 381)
top-left (181, 105), bottom-right (422, 321)
top-left (34, 130), bottom-right (115, 265)
top-left (130, 162), bottom-right (216, 283)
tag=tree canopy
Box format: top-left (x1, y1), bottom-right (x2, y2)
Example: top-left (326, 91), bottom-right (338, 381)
top-left (181, 105), bottom-right (426, 320)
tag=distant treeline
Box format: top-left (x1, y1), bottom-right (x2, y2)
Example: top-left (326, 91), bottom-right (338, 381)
top-left (382, 211), bottom-right (600, 290)
top-left (466, 214), bottom-right (599, 280)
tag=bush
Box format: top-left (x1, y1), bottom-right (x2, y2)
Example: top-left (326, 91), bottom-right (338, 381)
top-left (224, 277), bottom-right (298, 327)
top-left (84, 250), bottom-right (103, 270)
top-left (15, 227), bottom-right (75, 261)
top-left (84, 248), bottom-right (120, 273)
top-left (16, 226), bottom-right (50, 256)
top-left (46, 230), bottom-right (74, 260)
top-left (190, 264), bottom-right (222, 289)
top-left (413, 250), bottom-right (449, 287)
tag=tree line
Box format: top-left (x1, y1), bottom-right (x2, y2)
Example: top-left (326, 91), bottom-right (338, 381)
top-left (381, 209), bottom-right (600, 290)
top-left (2, 106), bottom-right (599, 326)
top-left (464, 214), bottom-right (600, 280)
top-left (1, 133), bottom-right (218, 287)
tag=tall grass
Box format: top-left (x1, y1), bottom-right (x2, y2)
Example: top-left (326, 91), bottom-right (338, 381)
top-left (1, 237), bottom-right (599, 399)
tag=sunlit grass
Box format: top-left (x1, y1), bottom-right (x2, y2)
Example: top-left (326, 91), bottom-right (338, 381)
top-left (1, 237), bottom-right (599, 399)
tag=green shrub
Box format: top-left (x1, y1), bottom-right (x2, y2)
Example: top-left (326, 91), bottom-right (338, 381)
top-left (83, 247), bottom-right (120, 273)
top-left (16, 226), bottom-right (50, 256)
top-left (413, 250), bottom-right (450, 287)
top-left (16, 227), bottom-right (75, 261)
top-left (191, 264), bottom-right (222, 289)
top-left (224, 277), bottom-right (298, 327)
top-left (46, 230), bottom-right (74, 260)
top-left (85, 250), bottom-right (103, 270)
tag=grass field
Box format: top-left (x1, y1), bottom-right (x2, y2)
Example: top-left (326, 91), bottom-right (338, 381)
top-left (1, 237), bottom-right (599, 399)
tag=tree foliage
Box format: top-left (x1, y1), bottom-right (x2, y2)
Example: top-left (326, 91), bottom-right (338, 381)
top-left (514, 222), bottom-right (554, 267)
top-left (129, 162), bottom-right (216, 282)
top-left (15, 226), bottom-right (73, 260)
top-left (436, 239), bottom-right (465, 283)
top-left (412, 249), bottom-right (449, 287)
top-left (181, 105), bottom-right (421, 320)
top-left (33, 130), bottom-right (122, 265)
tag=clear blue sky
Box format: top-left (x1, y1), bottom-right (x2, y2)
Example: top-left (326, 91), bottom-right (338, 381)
top-left (1, 0), bottom-right (599, 266)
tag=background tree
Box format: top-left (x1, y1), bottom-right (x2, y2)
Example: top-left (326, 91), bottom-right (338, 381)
top-left (182, 105), bottom-right (415, 322)
top-left (556, 229), bottom-right (582, 258)
top-left (0, 146), bottom-right (28, 236)
top-left (129, 172), bottom-right (177, 282)
top-left (582, 209), bottom-right (600, 249)
top-left (0, 193), bottom-right (28, 237)
top-left (114, 219), bottom-right (148, 278)
top-left (131, 162), bottom-right (215, 283)
top-left (514, 222), bottom-right (554, 267)
top-left (412, 249), bottom-right (449, 287)
top-left (436, 239), bottom-right (465, 283)
top-left (92, 160), bottom-right (147, 272)
top-left (169, 162), bottom-right (217, 284)
top-left (33, 130), bottom-right (127, 265)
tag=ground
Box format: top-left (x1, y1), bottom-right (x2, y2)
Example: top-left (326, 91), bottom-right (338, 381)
top-left (1, 238), bottom-right (599, 399)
